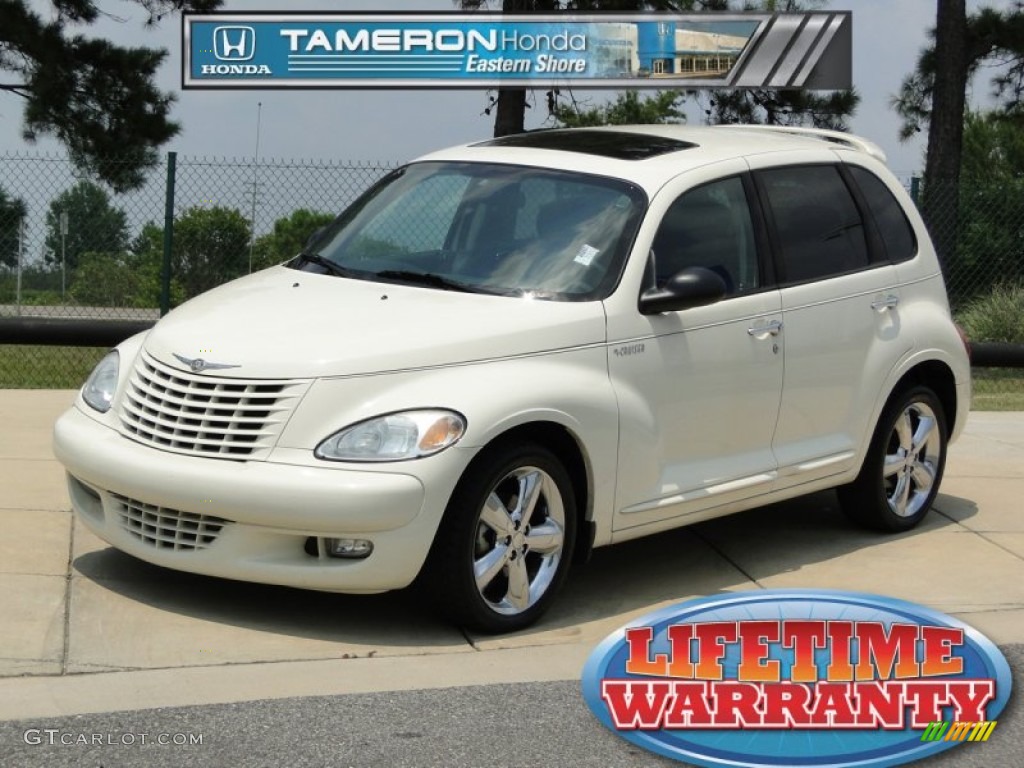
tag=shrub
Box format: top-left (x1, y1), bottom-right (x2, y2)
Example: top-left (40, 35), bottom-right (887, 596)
top-left (69, 252), bottom-right (140, 307)
top-left (956, 283), bottom-right (1024, 343)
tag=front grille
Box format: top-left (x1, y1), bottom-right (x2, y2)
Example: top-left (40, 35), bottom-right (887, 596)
top-left (120, 352), bottom-right (310, 460)
top-left (113, 494), bottom-right (230, 551)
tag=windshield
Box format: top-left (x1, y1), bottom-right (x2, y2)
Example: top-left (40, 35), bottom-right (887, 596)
top-left (292, 162), bottom-right (647, 300)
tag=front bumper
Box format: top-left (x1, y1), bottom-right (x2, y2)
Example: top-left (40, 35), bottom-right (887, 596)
top-left (53, 405), bottom-right (447, 592)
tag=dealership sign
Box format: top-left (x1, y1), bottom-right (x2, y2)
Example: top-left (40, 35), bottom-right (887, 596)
top-left (182, 13), bottom-right (851, 89)
top-left (582, 590), bottom-right (1011, 767)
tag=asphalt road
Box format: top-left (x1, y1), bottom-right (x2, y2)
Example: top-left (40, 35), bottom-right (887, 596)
top-left (1, 646), bottom-right (1020, 768)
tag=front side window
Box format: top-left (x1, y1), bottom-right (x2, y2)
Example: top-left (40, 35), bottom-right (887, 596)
top-left (297, 162), bottom-right (646, 301)
top-left (758, 165), bottom-right (870, 283)
top-left (651, 176), bottom-right (760, 295)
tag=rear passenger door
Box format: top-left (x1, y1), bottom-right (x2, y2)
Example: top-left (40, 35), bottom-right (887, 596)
top-left (749, 155), bottom-right (912, 487)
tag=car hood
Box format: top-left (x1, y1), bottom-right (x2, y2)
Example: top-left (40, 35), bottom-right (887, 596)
top-left (142, 267), bottom-right (608, 379)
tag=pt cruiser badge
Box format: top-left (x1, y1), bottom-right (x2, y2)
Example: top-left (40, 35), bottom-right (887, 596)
top-left (171, 353), bottom-right (240, 373)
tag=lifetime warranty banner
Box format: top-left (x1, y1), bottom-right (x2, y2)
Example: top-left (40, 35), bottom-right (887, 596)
top-left (182, 13), bottom-right (852, 90)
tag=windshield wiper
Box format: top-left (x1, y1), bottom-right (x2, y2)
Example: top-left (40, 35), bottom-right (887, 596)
top-left (374, 269), bottom-right (480, 294)
top-left (292, 251), bottom-right (354, 278)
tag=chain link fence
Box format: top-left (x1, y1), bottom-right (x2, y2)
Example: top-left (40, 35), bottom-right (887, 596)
top-left (1, 152), bottom-right (1021, 407)
top-left (904, 177), bottom-right (1024, 410)
top-left (0, 152), bottom-right (397, 387)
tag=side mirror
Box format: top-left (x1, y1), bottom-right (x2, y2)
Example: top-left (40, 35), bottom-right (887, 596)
top-left (639, 266), bottom-right (728, 315)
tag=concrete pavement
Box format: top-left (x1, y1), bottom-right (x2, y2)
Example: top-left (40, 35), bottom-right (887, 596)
top-left (0, 391), bottom-right (1022, 722)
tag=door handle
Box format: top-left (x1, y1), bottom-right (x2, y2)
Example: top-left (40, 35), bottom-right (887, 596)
top-left (748, 320), bottom-right (783, 338)
top-left (871, 294), bottom-right (900, 311)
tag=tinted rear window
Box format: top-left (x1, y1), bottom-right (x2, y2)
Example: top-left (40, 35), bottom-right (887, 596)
top-left (759, 165), bottom-right (871, 283)
top-left (848, 166), bottom-right (918, 263)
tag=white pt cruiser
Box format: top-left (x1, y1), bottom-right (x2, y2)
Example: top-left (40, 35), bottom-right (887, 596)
top-left (54, 125), bottom-right (971, 632)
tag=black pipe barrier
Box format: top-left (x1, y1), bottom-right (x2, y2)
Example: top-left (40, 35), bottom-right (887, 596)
top-left (970, 342), bottom-right (1024, 368)
top-left (0, 318), bottom-right (154, 348)
top-left (1, 317), bottom-right (1023, 369)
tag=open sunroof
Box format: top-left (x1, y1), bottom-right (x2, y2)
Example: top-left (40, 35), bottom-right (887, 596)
top-left (475, 130), bottom-right (697, 160)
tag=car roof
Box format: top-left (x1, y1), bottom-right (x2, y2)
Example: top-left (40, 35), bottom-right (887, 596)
top-left (416, 124), bottom-right (888, 194)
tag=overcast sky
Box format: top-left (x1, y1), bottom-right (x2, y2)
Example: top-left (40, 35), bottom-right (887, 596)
top-left (0, 0), bottom-right (1015, 179)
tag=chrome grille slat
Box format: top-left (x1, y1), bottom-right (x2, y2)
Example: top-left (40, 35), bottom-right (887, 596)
top-left (128, 378), bottom-right (294, 413)
top-left (121, 399), bottom-right (276, 439)
top-left (119, 351), bottom-right (310, 460)
top-left (112, 493), bottom-right (230, 551)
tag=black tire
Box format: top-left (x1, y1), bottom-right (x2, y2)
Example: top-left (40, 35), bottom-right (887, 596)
top-left (424, 442), bottom-right (577, 633)
top-left (838, 385), bottom-right (948, 532)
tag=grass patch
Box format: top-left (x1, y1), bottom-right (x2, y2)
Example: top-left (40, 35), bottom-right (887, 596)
top-left (0, 345), bottom-right (107, 389)
top-left (972, 367), bottom-right (1024, 411)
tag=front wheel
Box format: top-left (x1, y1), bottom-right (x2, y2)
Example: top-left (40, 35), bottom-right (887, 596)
top-left (425, 443), bottom-right (576, 633)
top-left (838, 386), bottom-right (948, 532)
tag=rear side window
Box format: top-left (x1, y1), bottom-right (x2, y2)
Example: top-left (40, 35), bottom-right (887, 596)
top-left (847, 166), bottom-right (918, 263)
top-left (758, 165), bottom-right (870, 283)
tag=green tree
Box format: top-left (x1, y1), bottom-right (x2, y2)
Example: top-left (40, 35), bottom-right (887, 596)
top-left (0, 186), bottom-right (27, 270)
top-left (128, 221), bottom-right (184, 307)
top-left (172, 206), bottom-right (251, 299)
top-left (552, 90), bottom-right (685, 127)
top-left (0, 0), bottom-right (222, 190)
top-left (69, 251), bottom-right (140, 307)
top-left (702, 89), bottom-right (860, 131)
top-left (948, 111), bottom-right (1024, 307)
top-left (892, 2), bottom-right (1024, 265)
top-left (252, 209), bottom-right (336, 271)
top-left (893, 4), bottom-right (1024, 142)
top-left (44, 180), bottom-right (129, 274)
top-left (961, 111), bottom-right (1024, 182)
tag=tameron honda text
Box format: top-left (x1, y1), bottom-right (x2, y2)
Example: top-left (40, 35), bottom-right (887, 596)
top-left (582, 590), bottom-right (1011, 767)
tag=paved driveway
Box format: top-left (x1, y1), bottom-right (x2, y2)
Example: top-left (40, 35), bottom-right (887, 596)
top-left (0, 391), bottom-right (1021, 722)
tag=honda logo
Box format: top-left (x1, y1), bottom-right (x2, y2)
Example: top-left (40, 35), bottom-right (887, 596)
top-left (214, 26), bottom-right (256, 62)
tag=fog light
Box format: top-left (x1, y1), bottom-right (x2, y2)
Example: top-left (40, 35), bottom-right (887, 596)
top-left (325, 538), bottom-right (374, 559)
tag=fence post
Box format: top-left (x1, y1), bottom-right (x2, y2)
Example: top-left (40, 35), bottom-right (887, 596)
top-left (910, 176), bottom-right (921, 205)
top-left (160, 151), bottom-right (177, 316)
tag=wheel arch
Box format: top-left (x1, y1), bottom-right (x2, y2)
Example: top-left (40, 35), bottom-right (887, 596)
top-left (457, 420), bottom-right (595, 565)
top-left (886, 359), bottom-right (959, 437)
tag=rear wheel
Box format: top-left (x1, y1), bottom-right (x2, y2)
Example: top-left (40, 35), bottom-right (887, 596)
top-left (838, 386), bottom-right (948, 532)
top-left (426, 443), bottom-right (576, 633)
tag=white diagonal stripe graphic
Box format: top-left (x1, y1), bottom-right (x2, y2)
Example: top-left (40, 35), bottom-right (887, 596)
top-left (730, 16), bottom-right (804, 87)
top-left (769, 14), bottom-right (831, 87)
top-left (792, 14), bottom-right (846, 86)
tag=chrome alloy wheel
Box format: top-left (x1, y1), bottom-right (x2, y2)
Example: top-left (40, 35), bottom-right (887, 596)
top-left (472, 466), bottom-right (566, 616)
top-left (883, 401), bottom-right (942, 518)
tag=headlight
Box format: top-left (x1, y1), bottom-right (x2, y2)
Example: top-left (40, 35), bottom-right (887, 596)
top-left (82, 351), bottom-right (120, 413)
top-left (315, 409), bottom-right (466, 462)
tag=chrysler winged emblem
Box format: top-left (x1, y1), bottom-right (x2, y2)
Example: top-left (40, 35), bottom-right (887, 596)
top-left (172, 353), bottom-right (241, 374)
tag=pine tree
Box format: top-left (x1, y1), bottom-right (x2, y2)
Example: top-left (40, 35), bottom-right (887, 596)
top-left (0, 0), bottom-right (222, 191)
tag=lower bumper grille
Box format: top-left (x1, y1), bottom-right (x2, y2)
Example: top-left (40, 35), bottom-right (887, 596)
top-left (112, 494), bottom-right (230, 551)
